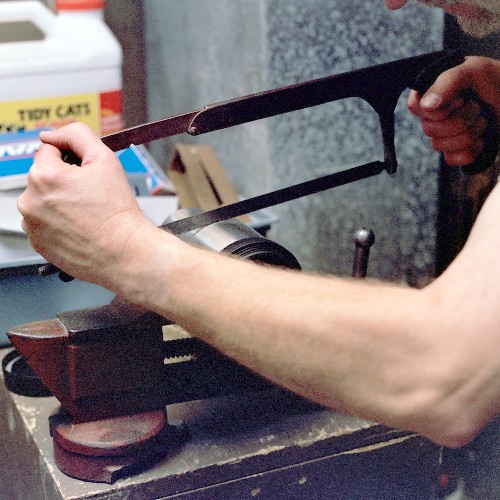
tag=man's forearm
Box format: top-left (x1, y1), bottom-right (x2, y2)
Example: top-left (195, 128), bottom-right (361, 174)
top-left (114, 222), bottom-right (488, 447)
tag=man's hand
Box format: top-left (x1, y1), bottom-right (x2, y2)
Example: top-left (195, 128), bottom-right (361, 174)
top-left (408, 56), bottom-right (500, 167)
top-left (17, 123), bottom-right (151, 289)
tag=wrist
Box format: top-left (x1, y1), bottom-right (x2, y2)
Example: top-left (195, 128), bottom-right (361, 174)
top-left (110, 222), bottom-right (192, 314)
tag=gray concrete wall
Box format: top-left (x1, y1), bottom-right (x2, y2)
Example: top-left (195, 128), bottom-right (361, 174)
top-left (143, 0), bottom-right (443, 284)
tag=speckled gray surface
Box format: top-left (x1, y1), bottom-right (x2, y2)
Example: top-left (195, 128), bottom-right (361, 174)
top-left (144, 0), bottom-right (443, 284)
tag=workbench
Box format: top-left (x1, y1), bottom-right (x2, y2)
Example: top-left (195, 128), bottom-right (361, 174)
top-left (0, 348), bottom-right (442, 499)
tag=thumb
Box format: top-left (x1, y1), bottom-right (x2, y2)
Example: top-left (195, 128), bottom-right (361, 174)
top-left (39, 123), bottom-right (106, 165)
top-left (420, 64), bottom-right (469, 111)
top-left (419, 56), bottom-right (500, 114)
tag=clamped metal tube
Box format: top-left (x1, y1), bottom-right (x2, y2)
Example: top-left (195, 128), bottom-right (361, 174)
top-left (164, 208), bottom-right (301, 270)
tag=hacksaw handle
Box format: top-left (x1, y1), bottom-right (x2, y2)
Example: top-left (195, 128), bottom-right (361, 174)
top-left (411, 51), bottom-right (499, 175)
top-left (61, 149), bottom-right (82, 166)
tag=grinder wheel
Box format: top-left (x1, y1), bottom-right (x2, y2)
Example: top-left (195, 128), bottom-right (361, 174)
top-left (50, 408), bottom-right (188, 483)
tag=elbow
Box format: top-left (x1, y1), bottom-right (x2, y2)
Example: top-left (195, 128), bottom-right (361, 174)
top-left (427, 419), bottom-right (483, 449)
top-left (410, 287), bottom-right (498, 448)
top-left (407, 381), bottom-right (494, 448)
top-left (388, 397), bottom-right (486, 448)
top-left (390, 389), bottom-right (489, 447)
top-left (390, 359), bottom-right (494, 448)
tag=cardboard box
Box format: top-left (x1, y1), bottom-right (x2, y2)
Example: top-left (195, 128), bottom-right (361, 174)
top-left (168, 143), bottom-right (249, 222)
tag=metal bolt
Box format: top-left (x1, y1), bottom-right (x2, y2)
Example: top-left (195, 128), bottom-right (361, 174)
top-left (352, 228), bottom-right (375, 279)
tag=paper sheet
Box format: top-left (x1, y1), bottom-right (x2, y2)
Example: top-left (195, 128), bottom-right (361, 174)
top-left (0, 194), bottom-right (179, 236)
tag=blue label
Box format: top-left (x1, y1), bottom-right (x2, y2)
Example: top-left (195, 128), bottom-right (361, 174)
top-left (0, 131), bottom-right (167, 194)
top-left (0, 130), bottom-right (42, 177)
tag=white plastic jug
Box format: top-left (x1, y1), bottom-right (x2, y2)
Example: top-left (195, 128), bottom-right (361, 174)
top-left (0, 0), bottom-right (123, 132)
top-left (0, 0), bottom-right (123, 188)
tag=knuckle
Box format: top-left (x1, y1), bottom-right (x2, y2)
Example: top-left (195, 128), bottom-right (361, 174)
top-left (34, 143), bottom-right (51, 156)
top-left (27, 163), bottom-right (46, 184)
top-left (430, 137), bottom-right (444, 151)
top-left (16, 195), bottom-right (27, 216)
top-left (420, 122), bottom-right (435, 137)
top-left (408, 104), bottom-right (419, 117)
top-left (27, 161), bottom-right (58, 188)
top-left (65, 121), bottom-right (88, 133)
top-left (468, 55), bottom-right (494, 73)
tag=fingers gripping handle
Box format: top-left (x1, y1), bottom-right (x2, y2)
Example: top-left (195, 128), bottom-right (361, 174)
top-left (37, 149), bottom-right (82, 282)
top-left (459, 98), bottom-right (499, 175)
top-left (411, 51), bottom-right (499, 175)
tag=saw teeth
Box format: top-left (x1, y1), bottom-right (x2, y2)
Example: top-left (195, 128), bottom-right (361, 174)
top-left (162, 325), bottom-right (198, 360)
top-left (163, 354), bottom-right (196, 364)
top-left (162, 324), bottom-right (193, 341)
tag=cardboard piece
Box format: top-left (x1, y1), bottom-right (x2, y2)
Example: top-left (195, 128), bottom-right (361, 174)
top-left (167, 143), bottom-right (248, 221)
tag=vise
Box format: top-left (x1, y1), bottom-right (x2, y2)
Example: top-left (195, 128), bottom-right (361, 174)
top-left (5, 221), bottom-right (376, 483)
